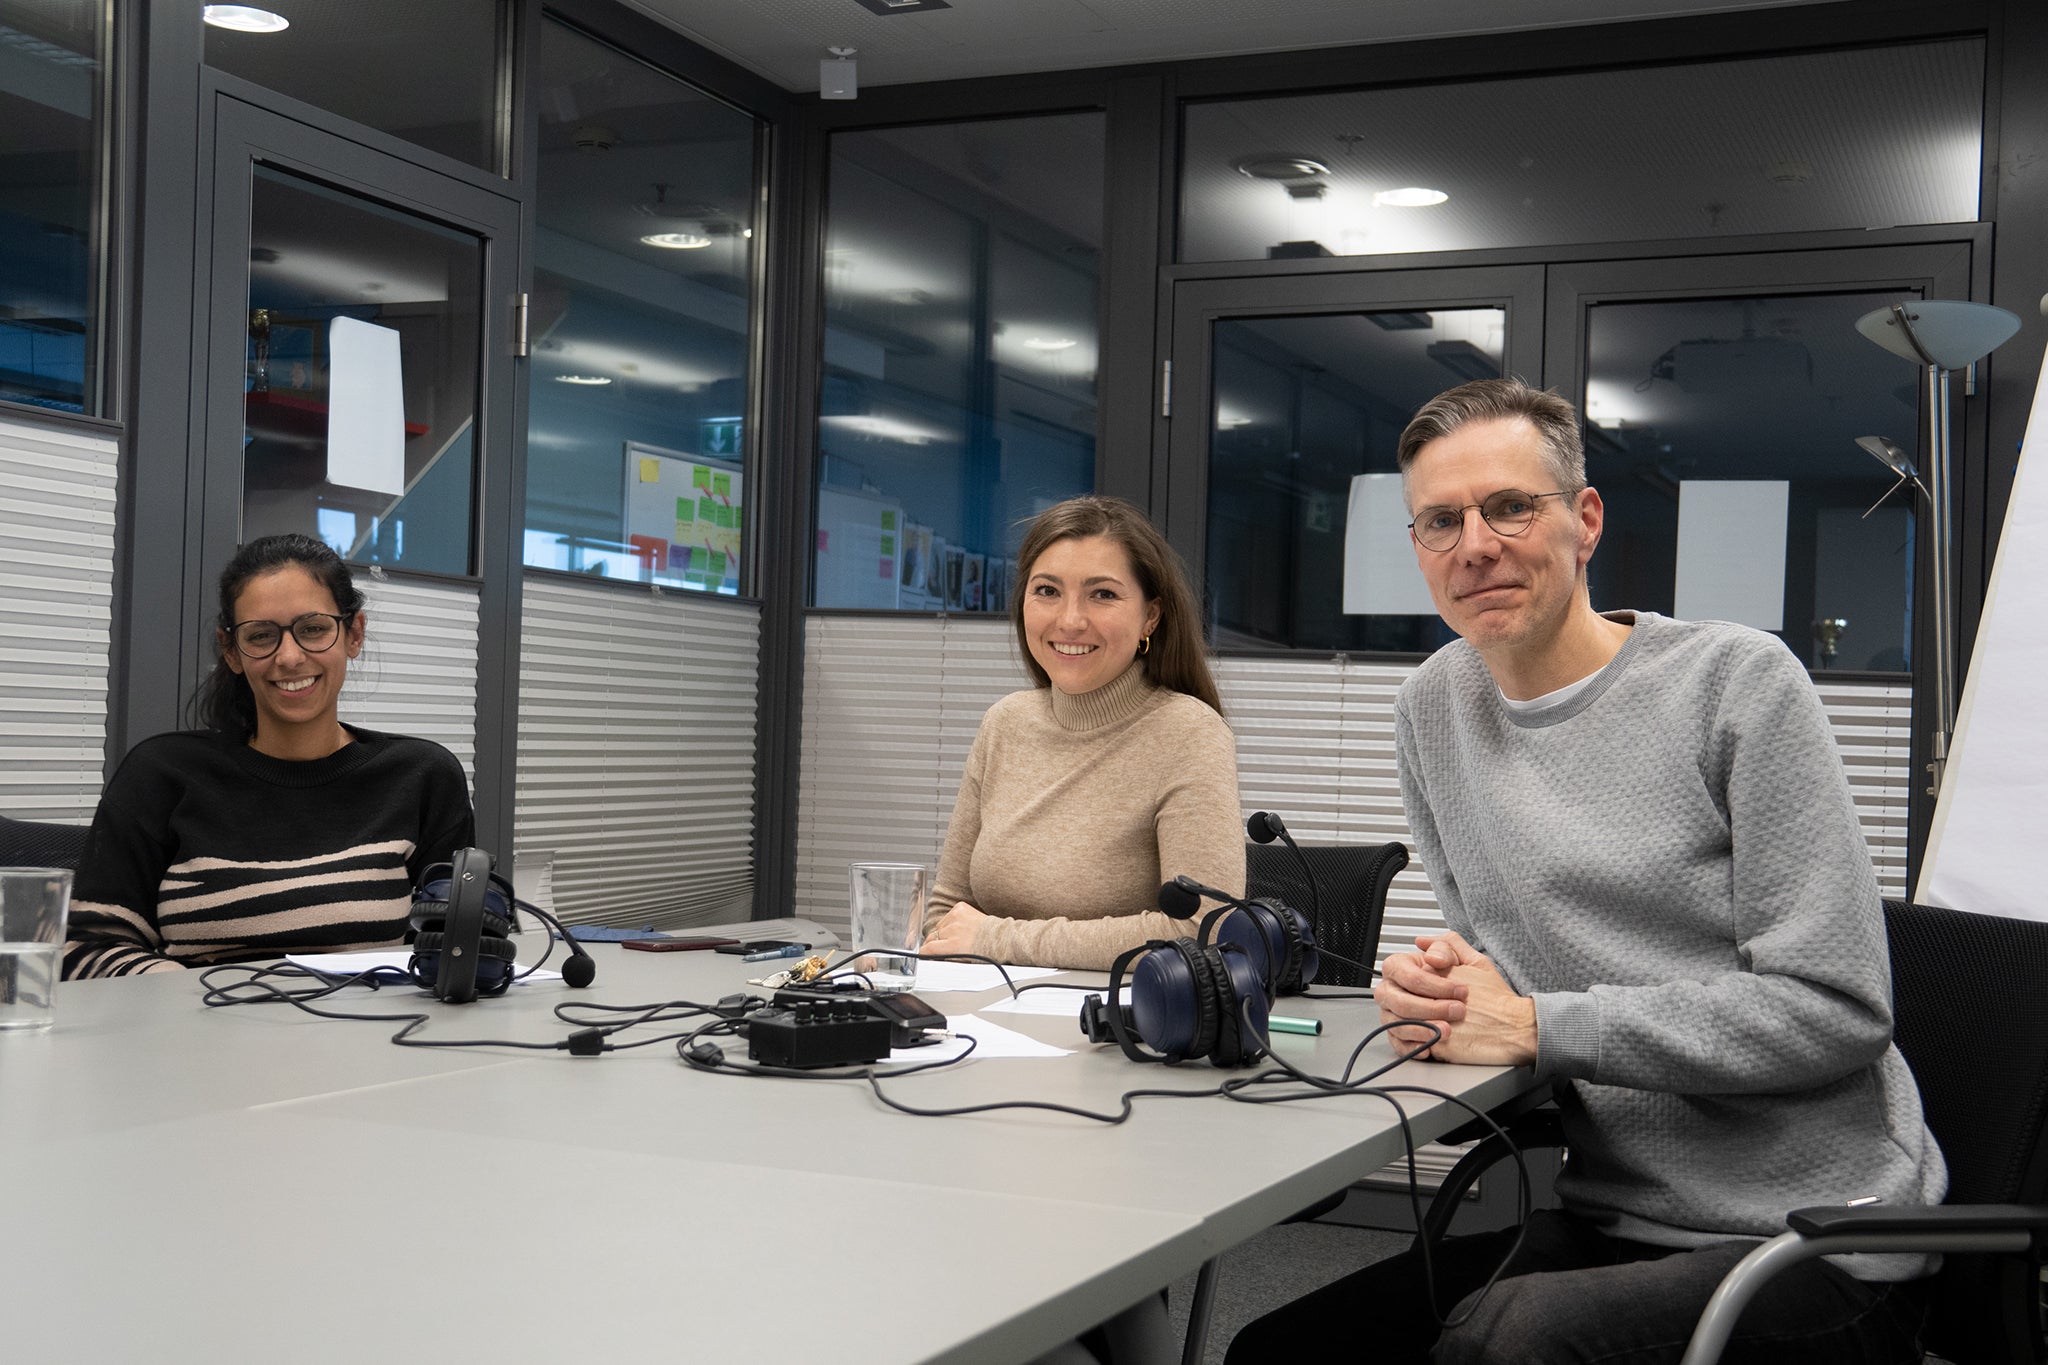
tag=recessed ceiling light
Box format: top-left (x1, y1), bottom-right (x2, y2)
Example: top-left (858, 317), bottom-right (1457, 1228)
top-left (203, 5), bottom-right (290, 32)
top-left (1374, 187), bottom-right (1449, 208)
top-left (1233, 155), bottom-right (1331, 182)
top-left (554, 374), bottom-right (612, 386)
top-left (640, 231), bottom-right (712, 250)
top-left (1022, 337), bottom-right (1077, 351)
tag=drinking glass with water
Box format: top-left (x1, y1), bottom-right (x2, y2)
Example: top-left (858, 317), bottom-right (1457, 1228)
top-left (1, 867), bottom-right (72, 1032)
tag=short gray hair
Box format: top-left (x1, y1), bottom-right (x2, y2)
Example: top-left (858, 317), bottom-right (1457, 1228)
top-left (1397, 378), bottom-right (1586, 492)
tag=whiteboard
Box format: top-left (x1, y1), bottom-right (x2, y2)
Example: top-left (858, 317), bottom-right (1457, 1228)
top-left (620, 441), bottom-right (742, 594)
top-left (1918, 341), bottom-right (2048, 917)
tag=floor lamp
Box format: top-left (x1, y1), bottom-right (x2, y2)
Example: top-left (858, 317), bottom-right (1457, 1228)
top-left (1854, 299), bottom-right (2020, 796)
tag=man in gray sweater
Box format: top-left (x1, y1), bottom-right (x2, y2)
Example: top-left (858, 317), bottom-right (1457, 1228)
top-left (1225, 379), bottom-right (1943, 1365)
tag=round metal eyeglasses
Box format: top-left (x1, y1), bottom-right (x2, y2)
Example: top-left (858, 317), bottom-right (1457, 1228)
top-left (1409, 489), bottom-right (1575, 552)
top-left (226, 612), bottom-right (350, 659)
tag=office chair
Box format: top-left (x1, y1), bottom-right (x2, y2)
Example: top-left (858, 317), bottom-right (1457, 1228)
top-left (0, 813), bottom-right (88, 870)
top-left (1680, 899), bottom-right (2048, 1364)
top-left (1243, 838), bottom-right (1409, 987)
top-left (1179, 838), bottom-right (1410, 1365)
top-left (1400, 899), bottom-right (2048, 1365)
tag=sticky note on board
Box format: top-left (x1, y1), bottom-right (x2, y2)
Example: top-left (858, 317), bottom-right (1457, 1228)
top-left (713, 472), bottom-right (731, 496)
top-left (675, 498), bottom-right (695, 523)
top-left (688, 546), bottom-right (707, 571)
top-left (880, 534), bottom-right (895, 554)
top-left (692, 465), bottom-right (712, 490)
top-left (638, 458), bottom-right (660, 483)
top-left (879, 558), bottom-right (893, 578)
top-left (710, 551), bottom-right (728, 576)
top-left (699, 496), bottom-right (717, 521)
top-left (719, 505), bottom-right (736, 528)
top-left (882, 510), bottom-right (897, 531)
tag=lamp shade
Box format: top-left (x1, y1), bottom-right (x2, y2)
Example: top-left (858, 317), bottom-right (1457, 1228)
top-left (1855, 435), bottom-right (1919, 480)
top-left (1856, 299), bottom-right (2021, 369)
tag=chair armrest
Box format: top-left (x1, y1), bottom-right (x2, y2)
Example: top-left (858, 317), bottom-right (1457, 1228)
top-left (1787, 1203), bottom-right (2048, 1240)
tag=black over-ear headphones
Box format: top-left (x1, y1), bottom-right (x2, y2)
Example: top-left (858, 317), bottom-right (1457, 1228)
top-left (1165, 873), bottom-right (1320, 997)
top-left (408, 847), bottom-right (596, 1001)
top-left (1080, 937), bottom-right (1268, 1067)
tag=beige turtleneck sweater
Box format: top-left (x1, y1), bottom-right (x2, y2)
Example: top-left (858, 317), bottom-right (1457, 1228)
top-left (923, 661), bottom-right (1245, 970)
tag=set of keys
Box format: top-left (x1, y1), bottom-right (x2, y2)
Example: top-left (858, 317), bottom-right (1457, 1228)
top-left (748, 954), bottom-right (830, 989)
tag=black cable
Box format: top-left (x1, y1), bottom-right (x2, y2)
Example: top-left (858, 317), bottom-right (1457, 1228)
top-left (1229, 999), bottom-right (1534, 1332)
top-left (813, 947), bottom-right (1022, 998)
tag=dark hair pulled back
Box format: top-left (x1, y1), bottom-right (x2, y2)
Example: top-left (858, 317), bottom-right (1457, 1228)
top-left (191, 534), bottom-right (366, 740)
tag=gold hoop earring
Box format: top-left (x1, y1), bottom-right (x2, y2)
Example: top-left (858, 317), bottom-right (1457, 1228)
top-left (1139, 634), bottom-right (1151, 657)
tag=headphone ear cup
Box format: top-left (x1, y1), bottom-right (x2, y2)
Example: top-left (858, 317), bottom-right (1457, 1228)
top-left (1129, 939), bottom-right (1220, 1062)
top-left (409, 932), bottom-right (518, 994)
top-left (1213, 949), bottom-right (1269, 1066)
top-left (1284, 905), bottom-right (1319, 992)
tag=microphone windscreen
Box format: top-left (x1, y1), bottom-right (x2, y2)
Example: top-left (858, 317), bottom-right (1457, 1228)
top-left (1247, 811), bottom-right (1287, 844)
top-left (561, 952), bottom-right (597, 988)
top-left (1157, 880), bottom-right (1202, 917)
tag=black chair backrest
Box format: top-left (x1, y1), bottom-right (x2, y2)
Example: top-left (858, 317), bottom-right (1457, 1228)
top-left (1883, 898), bottom-right (2048, 1363)
top-left (1245, 840), bottom-right (1408, 988)
top-left (0, 814), bottom-right (88, 871)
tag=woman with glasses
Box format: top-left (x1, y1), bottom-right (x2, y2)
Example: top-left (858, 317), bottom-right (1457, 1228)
top-left (63, 534), bottom-right (473, 978)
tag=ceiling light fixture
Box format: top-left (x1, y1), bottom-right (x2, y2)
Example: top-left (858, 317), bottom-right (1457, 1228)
top-left (640, 231), bottom-right (712, 250)
top-left (1374, 187), bottom-right (1449, 207)
top-left (554, 374), bottom-right (612, 386)
top-left (203, 5), bottom-right (290, 32)
top-left (1233, 155), bottom-right (1330, 182)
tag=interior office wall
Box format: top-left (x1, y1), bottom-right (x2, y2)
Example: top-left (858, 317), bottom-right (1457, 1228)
top-left (0, 414), bottom-right (117, 821)
top-left (793, 616), bottom-right (1911, 945)
top-left (514, 573), bottom-right (760, 927)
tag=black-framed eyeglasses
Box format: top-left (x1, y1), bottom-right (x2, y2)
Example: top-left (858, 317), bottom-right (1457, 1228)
top-left (226, 612), bottom-right (351, 659)
top-left (1409, 489), bottom-right (1576, 552)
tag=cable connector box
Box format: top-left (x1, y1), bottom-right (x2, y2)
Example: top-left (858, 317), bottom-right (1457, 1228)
top-left (746, 1003), bottom-right (893, 1068)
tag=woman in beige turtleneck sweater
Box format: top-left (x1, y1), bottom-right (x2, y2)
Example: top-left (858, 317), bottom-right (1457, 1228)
top-left (920, 496), bottom-right (1245, 970)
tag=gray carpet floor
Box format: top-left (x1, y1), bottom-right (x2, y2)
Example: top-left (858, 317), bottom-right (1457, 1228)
top-left (1164, 1221), bottom-right (1410, 1364)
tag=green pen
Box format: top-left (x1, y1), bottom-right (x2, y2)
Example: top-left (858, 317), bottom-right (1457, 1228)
top-left (1268, 1014), bottom-right (1322, 1037)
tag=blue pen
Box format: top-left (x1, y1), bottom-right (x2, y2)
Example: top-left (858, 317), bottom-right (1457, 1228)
top-left (742, 943), bottom-right (810, 963)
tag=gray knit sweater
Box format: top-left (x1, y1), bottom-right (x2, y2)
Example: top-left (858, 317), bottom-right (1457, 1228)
top-left (1394, 611), bottom-right (1945, 1279)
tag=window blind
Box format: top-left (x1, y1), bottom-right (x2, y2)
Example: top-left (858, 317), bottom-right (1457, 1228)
top-left (337, 572), bottom-right (479, 780)
top-left (0, 416), bottom-right (117, 822)
top-left (796, 619), bottom-right (1913, 950)
top-left (515, 575), bottom-right (760, 928)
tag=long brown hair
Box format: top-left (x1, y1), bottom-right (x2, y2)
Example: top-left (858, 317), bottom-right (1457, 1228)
top-left (1010, 496), bottom-right (1222, 715)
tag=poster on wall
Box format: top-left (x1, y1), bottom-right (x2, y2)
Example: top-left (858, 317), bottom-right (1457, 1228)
top-left (620, 440), bottom-right (743, 595)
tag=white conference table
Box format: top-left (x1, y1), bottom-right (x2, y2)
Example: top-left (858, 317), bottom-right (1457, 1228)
top-left (1, 920), bottom-right (1532, 1364)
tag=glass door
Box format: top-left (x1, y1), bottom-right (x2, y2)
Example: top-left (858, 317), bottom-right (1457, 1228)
top-left (1165, 267), bottom-right (1543, 651)
top-left (200, 96), bottom-right (523, 845)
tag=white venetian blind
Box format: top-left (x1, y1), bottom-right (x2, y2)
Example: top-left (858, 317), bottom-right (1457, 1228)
top-left (0, 416), bottom-right (117, 821)
top-left (797, 628), bottom-right (1913, 957)
top-left (338, 573), bottom-right (479, 781)
top-left (795, 614), bottom-right (1017, 937)
top-left (515, 575), bottom-right (760, 928)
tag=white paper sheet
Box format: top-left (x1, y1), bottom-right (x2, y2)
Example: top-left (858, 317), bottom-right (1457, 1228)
top-left (907, 960), bottom-right (1062, 993)
top-left (979, 985), bottom-right (1126, 1018)
top-left (1343, 472), bottom-right (1437, 616)
top-left (286, 949), bottom-right (562, 984)
top-left (1674, 480), bottom-right (1787, 630)
top-left (887, 1013), bottom-right (1074, 1062)
top-left (325, 317), bottom-right (406, 496)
